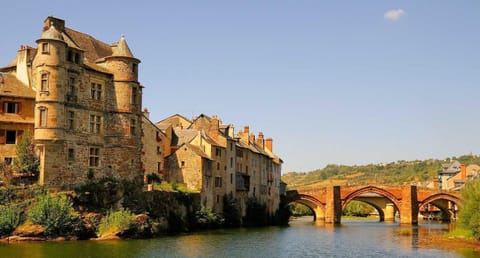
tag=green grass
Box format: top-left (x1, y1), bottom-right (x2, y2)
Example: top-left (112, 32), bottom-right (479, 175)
top-left (445, 226), bottom-right (476, 240)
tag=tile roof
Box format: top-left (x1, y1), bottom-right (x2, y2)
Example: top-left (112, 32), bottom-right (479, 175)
top-left (173, 128), bottom-right (198, 146)
top-left (0, 73), bottom-right (36, 98)
top-left (63, 27), bottom-right (113, 62)
top-left (112, 36), bottom-right (135, 58)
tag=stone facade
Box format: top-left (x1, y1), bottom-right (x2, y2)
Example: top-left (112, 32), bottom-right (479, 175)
top-left (0, 16), bottom-right (143, 187)
top-left (159, 114), bottom-right (283, 215)
top-left (141, 111), bottom-right (168, 181)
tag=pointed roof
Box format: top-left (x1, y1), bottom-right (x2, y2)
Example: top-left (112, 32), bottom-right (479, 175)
top-left (112, 36), bottom-right (135, 58)
top-left (39, 23), bottom-right (64, 42)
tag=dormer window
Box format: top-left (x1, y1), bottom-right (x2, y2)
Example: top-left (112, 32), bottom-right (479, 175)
top-left (67, 50), bottom-right (80, 64)
top-left (41, 43), bottom-right (49, 54)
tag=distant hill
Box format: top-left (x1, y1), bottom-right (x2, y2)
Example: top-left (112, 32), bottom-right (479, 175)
top-left (282, 154), bottom-right (480, 191)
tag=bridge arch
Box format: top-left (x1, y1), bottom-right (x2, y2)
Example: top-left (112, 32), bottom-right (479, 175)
top-left (287, 194), bottom-right (326, 221)
top-left (342, 186), bottom-right (401, 211)
top-left (342, 186), bottom-right (401, 222)
top-left (419, 193), bottom-right (461, 221)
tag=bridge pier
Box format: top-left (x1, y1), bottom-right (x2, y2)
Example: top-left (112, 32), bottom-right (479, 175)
top-left (400, 185), bottom-right (418, 225)
top-left (325, 186), bottom-right (342, 224)
top-left (384, 203), bottom-right (395, 222)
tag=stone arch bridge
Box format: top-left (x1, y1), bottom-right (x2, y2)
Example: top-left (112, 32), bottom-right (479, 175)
top-left (286, 185), bottom-right (461, 225)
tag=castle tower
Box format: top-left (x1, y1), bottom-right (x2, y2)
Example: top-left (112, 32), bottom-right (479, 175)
top-left (32, 20), bottom-right (68, 184)
top-left (102, 36), bottom-right (143, 179)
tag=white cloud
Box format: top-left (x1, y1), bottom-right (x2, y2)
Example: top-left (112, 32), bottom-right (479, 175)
top-left (384, 9), bottom-right (406, 21)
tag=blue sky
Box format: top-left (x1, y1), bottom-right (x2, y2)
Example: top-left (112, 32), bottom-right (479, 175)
top-left (2, 1), bottom-right (480, 173)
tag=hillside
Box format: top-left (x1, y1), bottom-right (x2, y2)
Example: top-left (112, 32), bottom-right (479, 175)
top-left (282, 154), bottom-right (480, 191)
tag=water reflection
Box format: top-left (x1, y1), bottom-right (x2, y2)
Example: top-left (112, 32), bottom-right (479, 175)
top-left (0, 218), bottom-right (478, 258)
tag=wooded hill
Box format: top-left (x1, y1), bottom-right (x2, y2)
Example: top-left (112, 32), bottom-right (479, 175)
top-left (282, 154), bottom-right (480, 191)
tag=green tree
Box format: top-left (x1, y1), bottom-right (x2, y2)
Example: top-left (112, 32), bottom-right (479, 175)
top-left (13, 130), bottom-right (39, 176)
top-left (458, 179), bottom-right (480, 239)
top-left (343, 200), bottom-right (374, 217)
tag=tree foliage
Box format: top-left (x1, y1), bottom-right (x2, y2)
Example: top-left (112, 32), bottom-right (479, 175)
top-left (222, 193), bottom-right (242, 227)
top-left (283, 154), bottom-right (480, 190)
top-left (343, 201), bottom-right (374, 217)
top-left (458, 179), bottom-right (480, 239)
top-left (13, 130), bottom-right (39, 176)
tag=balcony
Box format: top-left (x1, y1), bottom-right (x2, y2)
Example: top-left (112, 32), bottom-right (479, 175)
top-left (236, 172), bottom-right (250, 191)
top-left (66, 94), bottom-right (78, 103)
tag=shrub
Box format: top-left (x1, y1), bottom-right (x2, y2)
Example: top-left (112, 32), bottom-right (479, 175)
top-left (458, 179), bottom-right (480, 239)
top-left (244, 197), bottom-right (268, 227)
top-left (195, 206), bottom-right (223, 229)
top-left (28, 194), bottom-right (80, 236)
top-left (0, 205), bottom-right (21, 236)
top-left (97, 208), bottom-right (136, 237)
top-left (222, 193), bottom-right (241, 227)
top-left (146, 173), bottom-right (161, 184)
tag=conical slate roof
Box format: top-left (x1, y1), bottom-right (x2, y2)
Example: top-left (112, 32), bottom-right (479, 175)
top-left (112, 36), bottom-right (134, 58)
top-left (39, 23), bottom-right (64, 42)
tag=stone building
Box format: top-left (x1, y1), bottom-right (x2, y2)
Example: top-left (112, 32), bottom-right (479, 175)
top-left (159, 114), bottom-right (283, 215)
top-left (0, 70), bottom-right (36, 165)
top-left (0, 16), bottom-right (143, 187)
top-left (141, 109), bottom-right (169, 181)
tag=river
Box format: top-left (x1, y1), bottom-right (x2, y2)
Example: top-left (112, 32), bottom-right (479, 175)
top-left (1, 217), bottom-right (479, 258)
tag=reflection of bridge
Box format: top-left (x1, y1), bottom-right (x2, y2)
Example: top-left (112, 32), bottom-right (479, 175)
top-left (286, 185), bottom-right (461, 225)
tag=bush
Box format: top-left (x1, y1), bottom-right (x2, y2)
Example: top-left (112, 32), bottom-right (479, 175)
top-left (195, 206), bottom-right (223, 229)
top-left (222, 193), bottom-right (241, 227)
top-left (28, 194), bottom-right (80, 236)
top-left (0, 205), bottom-right (21, 236)
top-left (244, 197), bottom-right (268, 227)
top-left (97, 208), bottom-right (136, 237)
top-left (458, 179), bottom-right (480, 239)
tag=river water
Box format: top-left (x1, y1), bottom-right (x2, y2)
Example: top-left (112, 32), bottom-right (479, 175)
top-left (1, 217), bottom-right (478, 258)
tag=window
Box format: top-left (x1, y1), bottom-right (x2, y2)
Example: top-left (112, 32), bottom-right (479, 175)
top-left (215, 148), bottom-right (221, 157)
top-left (41, 43), bottom-right (49, 54)
top-left (39, 107), bottom-right (47, 127)
top-left (89, 115), bottom-right (101, 133)
top-left (90, 83), bottom-right (102, 100)
top-left (132, 63), bottom-right (138, 74)
top-left (230, 157), bottom-right (233, 168)
top-left (157, 146), bottom-right (161, 154)
top-left (216, 195), bottom-right (220, 204)
top-left (67, 148), bottom-right (75, 161)
top-left (6, 131), bottom-right (16, 144)
top-left (130, 119), bottom-right (136, 136)
top-left (3, 102), bottom-right (20, 114)
top-left (74, 53), bottom-right (80, 64)
top-left (65, 111), bottom-right (74, 130)
top-left (181, 161), bottom-right (185, 167)
top-left (41, 73), bottom-right (49, 91)
top-left (131, 87), bottom-right (138, 105)
top-left (157, 162), bottom-right (162, 173)
top-left (230, 142), bottom-right (233, 151)
top-left (89, 147), bottom-right (100, 167)
top-left (230, 173), bottom-right (233, 184)
top-left (236, 150), bottom-right (243, 158)
top-left (4, 157), bottom-right (13, 165)
top-left (217, 162), bottom-right (220, 170)
top-left (215, 176), bottom-right (222, 188)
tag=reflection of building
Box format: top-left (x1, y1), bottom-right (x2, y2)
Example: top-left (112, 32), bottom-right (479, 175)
top-left (0, 16), bottom-right (142, 187)
top-left (437, 160), bottom-right (480, 191)
top-left (160, 114), bottom-right (283, 215)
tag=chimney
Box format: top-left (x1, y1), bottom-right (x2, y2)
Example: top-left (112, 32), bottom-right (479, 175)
top-left (44, 16), bottom-right (65, 32)
top-left (256, 132), bottom-right (265, 149)
top-left (244, 126), bottom-right (249, 134)
top-left (143, 108), bottom-right (150, 119)
top-left (461, 164), bottom-right (466, 180)
top-left (249, 134), bottom-right (255, 143)
top-left (266, 138), bottom-right (273, 152)
top-left (16, 46), bottom-right (33, 87)
top-left (209, 115), bottom-right (220, 141)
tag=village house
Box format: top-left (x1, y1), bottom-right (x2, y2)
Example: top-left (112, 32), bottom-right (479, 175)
top-left (158, 114), bottom-right (283, 215)
top-left (0, 16), bottom-right (143, 187)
